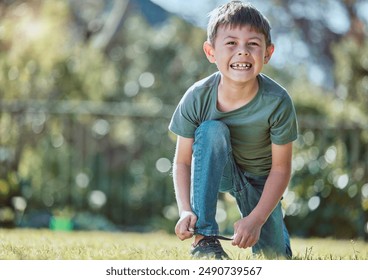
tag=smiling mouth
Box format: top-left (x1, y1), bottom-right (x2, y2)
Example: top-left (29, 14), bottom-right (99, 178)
top-left (230, 63), bottom-right (252, 70)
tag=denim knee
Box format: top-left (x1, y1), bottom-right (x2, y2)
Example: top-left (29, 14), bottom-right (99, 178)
top-left (195, 120), bottom-right (231, 148)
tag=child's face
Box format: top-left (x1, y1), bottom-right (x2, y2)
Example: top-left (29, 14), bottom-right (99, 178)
top-left (204, 24), bottom-right (274, 85)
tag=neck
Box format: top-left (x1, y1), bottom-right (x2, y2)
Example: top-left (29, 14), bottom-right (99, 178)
top-left (217, 76), bottom-right (259, 112)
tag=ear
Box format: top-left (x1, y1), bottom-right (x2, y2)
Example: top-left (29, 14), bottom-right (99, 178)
top-left (264, 44), bottom-right (275, 64)
top-left (203, 41), bottom-right (216, 63)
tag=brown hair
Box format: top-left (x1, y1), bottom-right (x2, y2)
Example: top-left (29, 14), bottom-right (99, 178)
top-left (207, 1), bottom-right (272, 46)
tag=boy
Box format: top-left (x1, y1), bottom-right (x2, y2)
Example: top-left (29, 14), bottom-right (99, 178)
top-left (169, 1), bottom-right (298, 259)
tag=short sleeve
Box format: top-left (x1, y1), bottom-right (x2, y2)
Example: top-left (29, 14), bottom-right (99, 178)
top-left (270, 94), bottom-right (298, 145)
top-left (168, 88), bottom-right (199, 138)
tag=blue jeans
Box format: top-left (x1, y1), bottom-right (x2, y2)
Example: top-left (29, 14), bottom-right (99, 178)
top-left (191, 120), bottom-right (292, 258)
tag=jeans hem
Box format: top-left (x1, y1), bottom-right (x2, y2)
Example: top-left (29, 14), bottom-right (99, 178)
top-left (195, 230), bottom-right (219, 236)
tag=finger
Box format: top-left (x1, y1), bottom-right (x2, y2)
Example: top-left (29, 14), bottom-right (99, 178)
top-left (242, 235), bottom-right (258, 249)
top-left (241, 237), bottom-right (251, 249)
top-left (232, 233), bottom-right (241, 246)
top-left (189, 216), bottom-right (197, 231)
top-left (234, 232), bottom-right (252, 249)
top-left (176, 224), bottom-right (194, 241)
top-left (176, 230), bottom-right (190, 240)
top-left (238, 238), bottom-right (251, 249)
top-left (179, 232), bottom-right (192, 240)
top-left (235, 233), bottom-right (246, 247)
top-left (231, 223), bottom-right (238, 245)
top-left (246, 237), bottom-right (256, 248)
top-left (175, 222), bottom-right (186, 239)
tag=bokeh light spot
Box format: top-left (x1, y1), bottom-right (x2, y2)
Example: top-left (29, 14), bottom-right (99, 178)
top-left (89, 190), bottom-right (107, 210)
top-left (336, 174), bottom-right (349, 189)
top-left (362, 183), bottom-right (368, 199)
top-left (156, 158), bottom-right (171, 173)
top-left (138, 72), bottom-right (155, 88)
top-left (308, 196), bottom-right (321, 211)
top-left (325, 146), bottom-right (337, 164)
top-left (76, 173), bottom-right (89, 189)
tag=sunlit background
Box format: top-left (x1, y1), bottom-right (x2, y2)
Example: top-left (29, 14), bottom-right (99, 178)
top-left (0, 0), bottom-right (367, 241)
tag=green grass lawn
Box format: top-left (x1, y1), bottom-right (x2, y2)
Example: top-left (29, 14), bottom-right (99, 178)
top-left (0, 228), bottom-right (367, 260)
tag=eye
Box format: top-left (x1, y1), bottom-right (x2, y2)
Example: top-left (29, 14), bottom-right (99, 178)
top-left (248, 42), bottom-right (259, 46)
top-left (226, 41), bottom-right (236, 46)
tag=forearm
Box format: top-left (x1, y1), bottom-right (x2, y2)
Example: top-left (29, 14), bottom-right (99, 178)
top-left (250, 167), bottom-right (291, 225)
top-left (173, 162), bottom-right (192, 215)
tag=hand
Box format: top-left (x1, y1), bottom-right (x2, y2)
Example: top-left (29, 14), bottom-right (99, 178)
top-left (232, 215), bottom-right (263, 249)
top-left (175, 210), bottom-right (197, 241)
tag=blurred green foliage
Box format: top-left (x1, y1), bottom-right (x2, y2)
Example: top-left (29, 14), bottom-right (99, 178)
top-left (0, 1), bottom-right (367, 240)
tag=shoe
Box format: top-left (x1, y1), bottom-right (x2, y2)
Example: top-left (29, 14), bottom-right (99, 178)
top-left (190, 236), bottom-right (230, 260)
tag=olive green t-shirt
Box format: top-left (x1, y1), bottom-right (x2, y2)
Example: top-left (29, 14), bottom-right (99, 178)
top-left (169, 72), bottom-right (298, 176)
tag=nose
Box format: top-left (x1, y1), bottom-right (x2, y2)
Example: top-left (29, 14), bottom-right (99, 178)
top-left (238, 46), bottom-right (249, 56)
top-left (238, 50), bottom-right (249, 56)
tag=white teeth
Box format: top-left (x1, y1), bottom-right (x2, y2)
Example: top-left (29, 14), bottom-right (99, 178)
top-left (231, 63), bottom-right (252, 69)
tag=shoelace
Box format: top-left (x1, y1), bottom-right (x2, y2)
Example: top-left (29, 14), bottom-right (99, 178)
top-left (215, 235), bottom-right (233, 241)
top-left (196, 236), bottom-right (232, 247)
